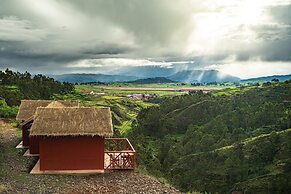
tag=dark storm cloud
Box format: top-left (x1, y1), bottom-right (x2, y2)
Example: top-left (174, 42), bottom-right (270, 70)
top-left (0, 0), bottom-right (290, 76)
top-left (68, 0), bottom-right (195, 47)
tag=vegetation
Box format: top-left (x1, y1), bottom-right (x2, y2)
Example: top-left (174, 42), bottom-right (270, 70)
top-left (0, 69), bottom-right (153, 136)
top-left (0, 69), bottom-right (74, 117)
top-left (53, 92), bottom-right (153, 136)
top-left (129, 80), bottom-right (291, 193)
top-left (75, 85), bottom-right (189, 96)
top-left (0, 69), bottom-right (74, 106)
top-left (1, 69), bottom-right (290, 193)
top-left (0, 99), bottom-right (18, 118)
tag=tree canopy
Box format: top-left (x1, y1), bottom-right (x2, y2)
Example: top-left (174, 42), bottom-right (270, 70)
top-left (129, 80), bottom-right (291, 193)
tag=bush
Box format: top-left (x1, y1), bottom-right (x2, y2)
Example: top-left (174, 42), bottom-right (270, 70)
top-left (0, 99), bottom-right (18, 118)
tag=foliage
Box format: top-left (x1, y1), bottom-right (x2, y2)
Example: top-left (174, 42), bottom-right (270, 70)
top-left (0, 69), bottom-right (74, 106)
top-left (53, 91), bottom-right (153, 136)
top-left (129, 80), bottom-right (291, 193)
top-left (0, 99), bottom-right (18, 118)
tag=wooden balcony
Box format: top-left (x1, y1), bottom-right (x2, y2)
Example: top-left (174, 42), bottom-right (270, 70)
top-left (104, 138), bottom-right (136, 170)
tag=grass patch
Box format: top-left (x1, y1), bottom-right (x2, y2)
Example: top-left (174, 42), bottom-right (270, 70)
top-left (15, 171), bottom-right (28, 183)
top-left (115, 120), bottom-right (133, 135)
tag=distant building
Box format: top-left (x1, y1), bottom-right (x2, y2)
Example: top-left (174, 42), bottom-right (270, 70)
top-left (125, 93), bottom-right (154, 100)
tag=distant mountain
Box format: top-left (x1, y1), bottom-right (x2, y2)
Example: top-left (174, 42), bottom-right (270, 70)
top-left (168, 70), bottom-right (240, 83)
top-left (128, 77), bottom-right (176, 84)
top-left (52, 74), bottom-right (139, 83)
top-left (242, 74), bottom-right (291, 82)
top-left (51, 69), bottom-right (242, 83)
top-left (116, 66), bottom-right (175, 78)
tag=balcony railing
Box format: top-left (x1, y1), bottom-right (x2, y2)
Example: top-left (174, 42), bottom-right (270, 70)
top-left (104, 138), bottom-right (136, 170)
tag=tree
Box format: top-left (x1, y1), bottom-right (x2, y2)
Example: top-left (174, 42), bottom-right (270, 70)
top-left (272, 78), bottom-right (279, 83)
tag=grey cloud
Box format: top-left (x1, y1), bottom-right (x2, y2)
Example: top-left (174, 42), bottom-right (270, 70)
top-left (0, 0), bottom-right (290, 75)
top-left (69, 0), bottom-right (195, 47)
top-left (269, 4), bottom-right (291, 25)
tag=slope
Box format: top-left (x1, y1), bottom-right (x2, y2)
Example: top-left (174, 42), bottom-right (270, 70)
top-left (129, 80), bottom-right (291, 193)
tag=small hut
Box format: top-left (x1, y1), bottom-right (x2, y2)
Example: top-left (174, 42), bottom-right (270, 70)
top-left (16, 100), bottom-right (79, 148)
top-left (30, 107), bottom-right (113, 172)
top-left (29, 101), bottom-right (66, 155)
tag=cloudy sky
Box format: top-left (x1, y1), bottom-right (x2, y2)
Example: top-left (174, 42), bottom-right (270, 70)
top-left (0, 0), bottom-right (291, 78)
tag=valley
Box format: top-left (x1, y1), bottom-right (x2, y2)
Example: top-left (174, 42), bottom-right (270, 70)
top-left (1, 69), bottom-right (291, 193)
top-left (92, 85), bottom-right (222, 92)
top-left (1, 1), bottom-right (291, 193)
top-left (0, 120), bottom-right (181, 193)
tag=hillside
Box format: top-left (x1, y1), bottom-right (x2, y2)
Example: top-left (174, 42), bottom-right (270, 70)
top-left (116, 65), bottom-right (175, 78)
top-left (0, 69), bottom-right (74, 106)
top-left (129, 80), bottom-right (291, 193)
top-left (243, 74), bottom-right (291, 82)
top-left (0, 120), bottom-right (181, 193)
top-left (127, 77), bottom-right (176, 84)
top-left (53, 90), bottom-right (153, 136)
top-left (168, 70), bottom-right (240, 83)
top-left (52, 73), bottom-right (139, 83)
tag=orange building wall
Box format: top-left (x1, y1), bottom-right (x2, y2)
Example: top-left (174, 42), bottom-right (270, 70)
top-left (39, 136), bottom-right (104, 171)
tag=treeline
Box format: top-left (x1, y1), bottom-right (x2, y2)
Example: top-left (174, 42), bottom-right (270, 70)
top-left (129, 80), bottom-right (291, 193)
top-left (0, 69), bottom-right (74, 117)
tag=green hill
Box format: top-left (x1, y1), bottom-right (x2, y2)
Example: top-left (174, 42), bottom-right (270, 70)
top-left (127, 77), bottom-right (176, 84)
top-left (53, 92), bottom-right (153, 136)
top-left (129, 80), bottom-right (291, 193)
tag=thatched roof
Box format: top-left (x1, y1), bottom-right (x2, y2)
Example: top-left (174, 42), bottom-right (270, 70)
top-left (46, 101), bottom-right (65, 108)
top-left (30, 107), bottom-right (113, 137)
top-left (20, 115), bottom-right (34, 127)
top-left (16, 100), bottom-right (79, 121)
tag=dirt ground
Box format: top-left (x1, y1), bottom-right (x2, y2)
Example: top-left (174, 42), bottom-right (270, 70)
top-left (0, 120), bottom-right (181, 194)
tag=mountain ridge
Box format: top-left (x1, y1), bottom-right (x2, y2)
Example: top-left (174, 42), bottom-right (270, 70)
top-left (242, 74), bottom-right (291, 82)
top-left (168, 70), bottom-right (240, 83)
top-left (127, 77), bottom-right (176, 84)
top-left (51, 73), bottom-right (139, 83)
top-left (51, 69), bottom-right (241, 83)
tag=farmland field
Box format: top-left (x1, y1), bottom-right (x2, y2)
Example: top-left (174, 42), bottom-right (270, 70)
top-left (76, 83), bottom-right (225, 96)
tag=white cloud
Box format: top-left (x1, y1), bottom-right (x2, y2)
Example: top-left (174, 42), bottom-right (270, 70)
top-left (212, 60), bottom-right (291, 79)
top-left (0, 16), bottom-right (47, 42)
top-left (69, 58), bottom-right (172, 68)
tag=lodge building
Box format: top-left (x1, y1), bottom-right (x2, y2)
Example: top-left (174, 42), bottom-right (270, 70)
top-left (16, 100), bottom-right (136, 174)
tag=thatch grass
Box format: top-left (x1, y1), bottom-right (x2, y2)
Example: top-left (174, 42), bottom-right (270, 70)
top-left (19, 115), bottom-right (34, 127)
top-left (46, 101), bottom-right (66, 108)
top-left (30, 107), bottom-right (113, 137)
top-left (16, 100), bottom-right (79, 121)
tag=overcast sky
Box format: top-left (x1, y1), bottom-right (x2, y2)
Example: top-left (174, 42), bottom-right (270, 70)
top-left (0, 0), bottom-right (291, 78)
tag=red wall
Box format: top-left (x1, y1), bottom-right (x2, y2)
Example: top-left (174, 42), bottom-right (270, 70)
top-left (22, 125), bottom-right (30, 147)
top-left (29, 136), bottom-right (41, 154)
top-left (39, 136), bottom-right (104, 171)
